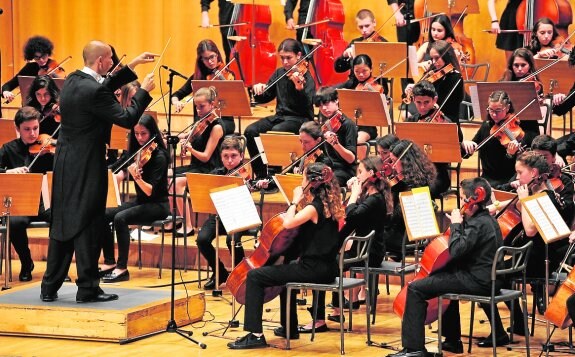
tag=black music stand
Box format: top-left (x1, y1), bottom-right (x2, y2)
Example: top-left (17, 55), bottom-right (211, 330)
top-left (0, 174), bottom-right (42, 290)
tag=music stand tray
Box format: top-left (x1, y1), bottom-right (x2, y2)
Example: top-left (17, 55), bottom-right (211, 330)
top-left (190, 80), bottom-right (252, 117)
top-left (259, 133), bottom-right (302, 168)
top-left (426, 0), bottom-right (479, 14)
top-left (475, 82), bottom-right (541, 121)
top-left (534, 59), bottom-right (575, 96)
top-left (354, 42), bottom-right (417, 79)
top-left (337, 89), bottom-right (390, 128)
top-left (394, 122), bottom-right (462, 163)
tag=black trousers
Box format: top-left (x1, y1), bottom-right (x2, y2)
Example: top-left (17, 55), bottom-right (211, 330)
top-left (196, 214), bottom-right (245, 279)
top-left (243, 258), bottom-right (337, 334)
top-left (402, 271), bottom-right (490, 351)
top-left (41, 214), bottom-right (106, 299)
top-left (9, 207), bottom-right (50, 265)
top-left (244, 115), bottom-right (306, 178)
top-left (102, 201), bottom-right (169, 269)
top-left (568, 293), bottom-right (575, 323)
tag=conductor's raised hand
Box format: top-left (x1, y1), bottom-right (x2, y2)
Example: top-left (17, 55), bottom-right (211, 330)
top-left (128, 52), bottom-right (159, 70)
top-left (141, 73), bottom-right (155, 92)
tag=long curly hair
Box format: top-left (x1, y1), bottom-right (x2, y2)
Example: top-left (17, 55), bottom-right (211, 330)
top-left (390, 139), bottom-right (437, 188)
top-left (360, 156), bottom-right (393, 214)
top-left (298, 162), bottom-right (345, 222)
top-left (24, 36), bottom-right (53, 60)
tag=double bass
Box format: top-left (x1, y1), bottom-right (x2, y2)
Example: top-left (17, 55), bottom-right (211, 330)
top-left (517, 0), bottom-right (573, 43)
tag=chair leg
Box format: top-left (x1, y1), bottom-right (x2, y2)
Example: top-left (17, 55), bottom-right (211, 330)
top-left (522, 293), bottom-right (531, 357)
top-left (312, 290), bottom-right (319, 342)
top-left (137, 227), bottom-right (142, 270)
top-left (365, 276), bottom-right (371, 347)
top-left (339, 287), bottom-right (345, 355)
top-left (159, 227), bottom-right (165, 279)
top-left (490, 300), bottom-right (497, 357)
top-left (468, 301), bottom-right (475, 354)
top-left (286, 286), bottom-right (292, 350)
top-left (531, 287), bottom-right (536, 337)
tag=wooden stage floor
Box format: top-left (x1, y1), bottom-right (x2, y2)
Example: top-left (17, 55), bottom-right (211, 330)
top-left (1, 260), bottom-right (572, 356)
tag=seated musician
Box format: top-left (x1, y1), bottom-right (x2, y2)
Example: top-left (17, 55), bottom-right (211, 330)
top-left (227, 162), bottom-right (344, 349)
top-left (500, 48), bottom-right (544, 98)
top-left (171, 40), bottom-right (235, 135)
top-left (405, 80), bottom-right (462, 198)
top-left (416, 14), bottom-right (464, 71)
top-left (197, 136), bottom-right (248, 290)
top-left (567, 232), bottom-right (575, 325)
top-left (244, 38), bottom-right (315, 182)
top-left (375, 133), bottom-right (399, 162)
top-left (300, 156), bottom-right (392, 332)
top-left (388, 177), bottom-right (502, 357)
top-left (480, 151), bottom-right (572, 347)
top-left (461, 90), bottom-right (539, 187)
top-left (169, 86), bottom-right (224, 236)
top-left (100, 114), bottom-right (169, 282)
top-left (528, 17), bottom-right (570, 60)
top-left (384, 139), bottom-right (437, 260)
top-left (0, 107), bottom-right (53, 281)
top-left (334, 9), bottom-right (388, 75)
top-left (26, 75), bottom-right (61, 138)
top-left (2, 36), bottom-right (61, 104)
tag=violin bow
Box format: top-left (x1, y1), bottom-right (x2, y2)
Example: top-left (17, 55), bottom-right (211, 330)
top-left (198, 22), bottom-right (249, 28)
top-left (113, 135), bottom-right (157, 174)
top-left (521, 28), bottom-right (575, 82)
top-left (45, 55), bottom-right (72, 77)
top-left (106, 54), bottom-right (126, 78)
top-left (150, 37), bottom-right (172, 75)
top-left (212, 57), bottom-right (237, 80)
top-left (428, 78), bottom-right (462, 122)
top-left (27, 125), bottom-right (61, 171)
top-left (228, 153), bottom-right (262, 177)
top-left (292, 19), bottom-right (330, 30)
top-left (408, 12), bottom-right (445, 25)
top-left (451, 6), bottom-right (468, 29)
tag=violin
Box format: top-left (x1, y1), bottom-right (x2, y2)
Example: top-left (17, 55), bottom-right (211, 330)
top-left (206, 63), bottom-right (235, 81)
top-left (287, 61), bottom-right (309, 91)
top-left (180, 110), bottom-right (219, 156)
top-left (38, 56), bottom-right (72, 78)
top-left (490, 113), bottom-right (525, 150)
top-left (298, 148), bottom-right (323, 173)
top-left (356, 77), bottom-right (384, 93)
top-left (424, 63), bottom-right (455, 84)
top-left (28, 134), bottom-right (56, 155)
top-left (419, 108), bottom-right (448, 123)
top-left (43, 104), bottom-right (61, 123)
top-left (136, 141), bottom-right (158, 169)
top-left (380, 143), bottom-right (413, 188)
top-left (320, 110), bottom-right (344, 133)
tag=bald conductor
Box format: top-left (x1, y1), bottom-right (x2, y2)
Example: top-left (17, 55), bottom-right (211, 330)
top-left (40, 41), bottom-right (157, 303)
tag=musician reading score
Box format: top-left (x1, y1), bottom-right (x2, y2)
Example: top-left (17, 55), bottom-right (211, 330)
top-left (26, 75), bottom-right (61, 139)
top-left (99, 114), bottom-right (169, 283)
top-left (0, 107), bottom-right (53, 282)
top-left (388, 177), bottom-right (502, 357)
top-left (228, 163), bottom-right (344, 349)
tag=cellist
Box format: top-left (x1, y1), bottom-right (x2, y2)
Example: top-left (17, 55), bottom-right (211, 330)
top-left (387, 177), bottom-right (502, 357)
top-left (227, 162), bottom-right (344, 349)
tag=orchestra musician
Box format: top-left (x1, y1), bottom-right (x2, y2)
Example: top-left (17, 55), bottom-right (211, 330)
top-left (300, 156), bottom-right (391, 333)
top-left (171, 39), bottom-right (235, 135)
top-left (200, 0), bottom-right (235, 62)
top-left (100, 114), bottom-right (169, 283)
top-left (416, 14), bottom-right (462, 72)
top-left (487, 0), bottom-right (525, 62)
top-left (283, 0), bottom-right (311, 43)
top-left (528, 17), bottom-right (570, 60)
top-left (40, 42), bottom-right (156, 303)
top-left (170, 86), bottom-right (224, 237)
top-left (0, 107), bottom-right (53, 282)
top-left (334, 9), bottom-right (388, 75)
top-left (2, 36), bottom-right (62, 104)
top-left (196, 136), bottom-right (248, 290)
top-left (227, 162), bottom-right (344, 349)
top-left (26, 75), bottom-right (61, 139)
top-left (244, 38), bottom-right (315, 181)
top-left (461, 90), bottom-right (539, 187)
top-left (387, 177), bottom-right (502, 357)
top-left (375, 133), bottom-right (400, 162)
top-left (500, 47), bottom-right (544, 96)
top-left (480, 151), bottom-right (572, 347)
top-left (387, 0), bottom-right (420, 45)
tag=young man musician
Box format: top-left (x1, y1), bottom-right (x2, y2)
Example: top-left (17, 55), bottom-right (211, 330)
top-left (388, 177), bottom-right (502, 357)
top-left (0, 106), bottom-right (53, 281)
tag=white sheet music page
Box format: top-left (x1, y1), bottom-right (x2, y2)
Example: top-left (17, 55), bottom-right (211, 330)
top-left (523, 199), bottom-right (556, 239)
top-left (537, 194), bottom-right (571, 236)
top-left (210, 184), bottom-right (262, 234)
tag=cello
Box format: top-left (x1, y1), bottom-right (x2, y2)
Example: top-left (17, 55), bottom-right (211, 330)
top-left (545, 243), bottom-right (575, 329)
top-left (393, 186), bottom-right (487, 324)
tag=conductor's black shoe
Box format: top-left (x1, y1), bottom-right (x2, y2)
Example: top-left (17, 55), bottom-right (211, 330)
top-left (477, 334), bottom-right (510, 348)
top-left (76, 288), bottom-right (119, 303)
top-left (386, 348), bottom-right (426, 357)
top-left (19, 261), bottom-right (34, 282)
top-left (102, 270), bottom-right (130, 283)
top-left (442, 339), bottom-right (464, 354)
top-left (227, 333), bottom-right (267, 349)
top-left (273, 326), bottom-right (299, 340)
top-left (40, 293), bottom-right (58, 302)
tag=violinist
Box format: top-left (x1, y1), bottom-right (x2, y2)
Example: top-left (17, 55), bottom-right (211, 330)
top-left (375, 133), bottom-right (400, 162)
top-left (384, 139), bottom-right (437, 260)
top-left (196, 136), bottom-right (248, 290)
top-left (26, 75), bottom-right (61, 138)
top-left (170, 86), bottom-right (224, 237)
top-left (283, 0), bottom-right (311, 42)
top-left (528, 17), bottom-right (570, 60)
top-left (487, 0), bottom-right (524, 62)
top-left (387, 177), bottom-right (501, 357)
top-left (416, 14), bottom-right (462, 72)
top-left (227, 163), bottom-right (344, 349)
top-left (171, 40), bottom-right (235, 135)
top-left (500, 48), bottom-right (544, 97)
top-left (480, 152), bottom-right (570, 347)
top-left (334, 9), bottom-right (388, 75)
top-left (405, 80), bottom-right (461, 199)
top-left (461, 90), bottom-right (539, 187)
top-left (100, 114), bottom-right (169, 283)
top-left (245, 38), bottom-right (315, 181)
top-left (0, 107), bottom-right (53, 282)
top-left (301, 157), bottom-right (392, 333)
top-left (2, 36), bottom-right (62, 104)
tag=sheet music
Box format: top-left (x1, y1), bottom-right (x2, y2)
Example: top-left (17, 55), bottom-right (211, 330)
top-left (210, 184), bottom-right (262, 234)
top-left (408, 46), bottom-right (418, 77)
top-left (537, 194), bottom-right (571, 236)
top-left (469, 85), bottom-right (481, 121)
top-left (523, 199), bottom-right (556, 238)
top-left (400, 187), bottom-right (439, 240)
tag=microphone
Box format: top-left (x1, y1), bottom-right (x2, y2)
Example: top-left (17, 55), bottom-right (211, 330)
top-left (161, 65), bottom-right (187, 80)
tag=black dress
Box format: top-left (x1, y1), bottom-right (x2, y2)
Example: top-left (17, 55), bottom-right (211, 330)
top-left (496, 0), bottom-right (524, 51)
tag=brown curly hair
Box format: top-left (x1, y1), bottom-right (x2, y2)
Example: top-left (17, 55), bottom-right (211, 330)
top-left (298, 162), bottom-right (345, 222)
top-left (390, 139), bottom-right (437, 188)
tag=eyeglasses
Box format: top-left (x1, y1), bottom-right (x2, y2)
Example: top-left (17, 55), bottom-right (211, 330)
top-left (201, 54), bottom-right (218, 62)
top-left (33, 53), bottom-right (48, 61)
top-left (486, 107), bottom-right (506, 114)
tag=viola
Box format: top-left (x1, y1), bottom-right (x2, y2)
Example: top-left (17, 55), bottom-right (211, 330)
top-left (393, 186), bottom-right (487, 324)
top-left (425, 63), bottom-right (455, 84)
top-left (356, 77), bottom-right (384, 93)
top-left (206, 63), bottom-right (235, 81)
top-left (136, 141), bottom-right (158, 169)
top-left (490, 114), bottom-right (525, 149)
top-left (28, 134), bottom-right (56, 155)
top-left (287, 61), bottom-right (309, 91)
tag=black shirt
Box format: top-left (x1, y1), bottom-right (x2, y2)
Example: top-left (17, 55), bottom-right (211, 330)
top-left (189, 117), bottom-right (224, 172)
top-left (318, 113), bottom-right (357, 184)
top-left (430, 70), bottom-right (464, 124)
top-left (135, 147), bottom-right (169, 204)
top-left (1, 59), bottom-right (60, 93)
top-left (297, 196), bottom-right (339, 263)
top-left (0, 138), bottom-right (53, 174)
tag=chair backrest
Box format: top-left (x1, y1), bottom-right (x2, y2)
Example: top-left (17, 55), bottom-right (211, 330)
top-left (339, 230), bottom-right (375, 276)
top-left (493, 241), bottom-right (533, 280)
top-left (461, 62), bottom-right (491, 84)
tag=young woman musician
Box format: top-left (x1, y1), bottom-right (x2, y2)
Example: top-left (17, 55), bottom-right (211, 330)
top-left (171, 86), bottom-right (224, 236)
top-left (416, 14), bottom-right (459, 71)
top-left (461, 90), bottom-right (539, 187)
top-left (171, 39), bottom-right (235, 135)
top-left (244, 38), bottom-right (315, 180)
top-left (99, 114), bottom-right (169, 282)
top-left (500, 47), bottom-right (544, 96)
top-left (479, 151), bottom-right (571, 347)
top-left (300, 156), bottom-right (392, 332)
top-left (2, 36), bottom-right (62, 103)
top-left (375, 133), bottom-right (400, 162)
top-left (227, 162), bottom-right (344, 349)
top-left (385, 139), bottom-right (437, 259)
top-left (26, 75), bottom-right (61, 138)
top-left (529, 17), bottom-right (570, 60)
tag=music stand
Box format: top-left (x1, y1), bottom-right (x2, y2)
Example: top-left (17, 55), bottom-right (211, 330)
top-left (273, 174), bottom-right (303, 205)
top-left (354, 42), bottom-right (418, 80)
top-left (0, 119), bottom-right (17, 147)
top-left (337, 88), bottom-right (391, 133)
top-left (0, 173), bottom-right (42, 290)
top-left (259, 133), bottom-right (302, 168)
top-left (425, 0), bottom-right (479, 14)
top-left (534, 59), bottom-right (575, 133)
top-left (394, 122), bottom-right (462, 163)
top-left (191, 79), bottom-right (252, 133)
top-left (17, 76), bottom-right (65, 107)
top-left (475, 82), bottom-right (542, 122)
